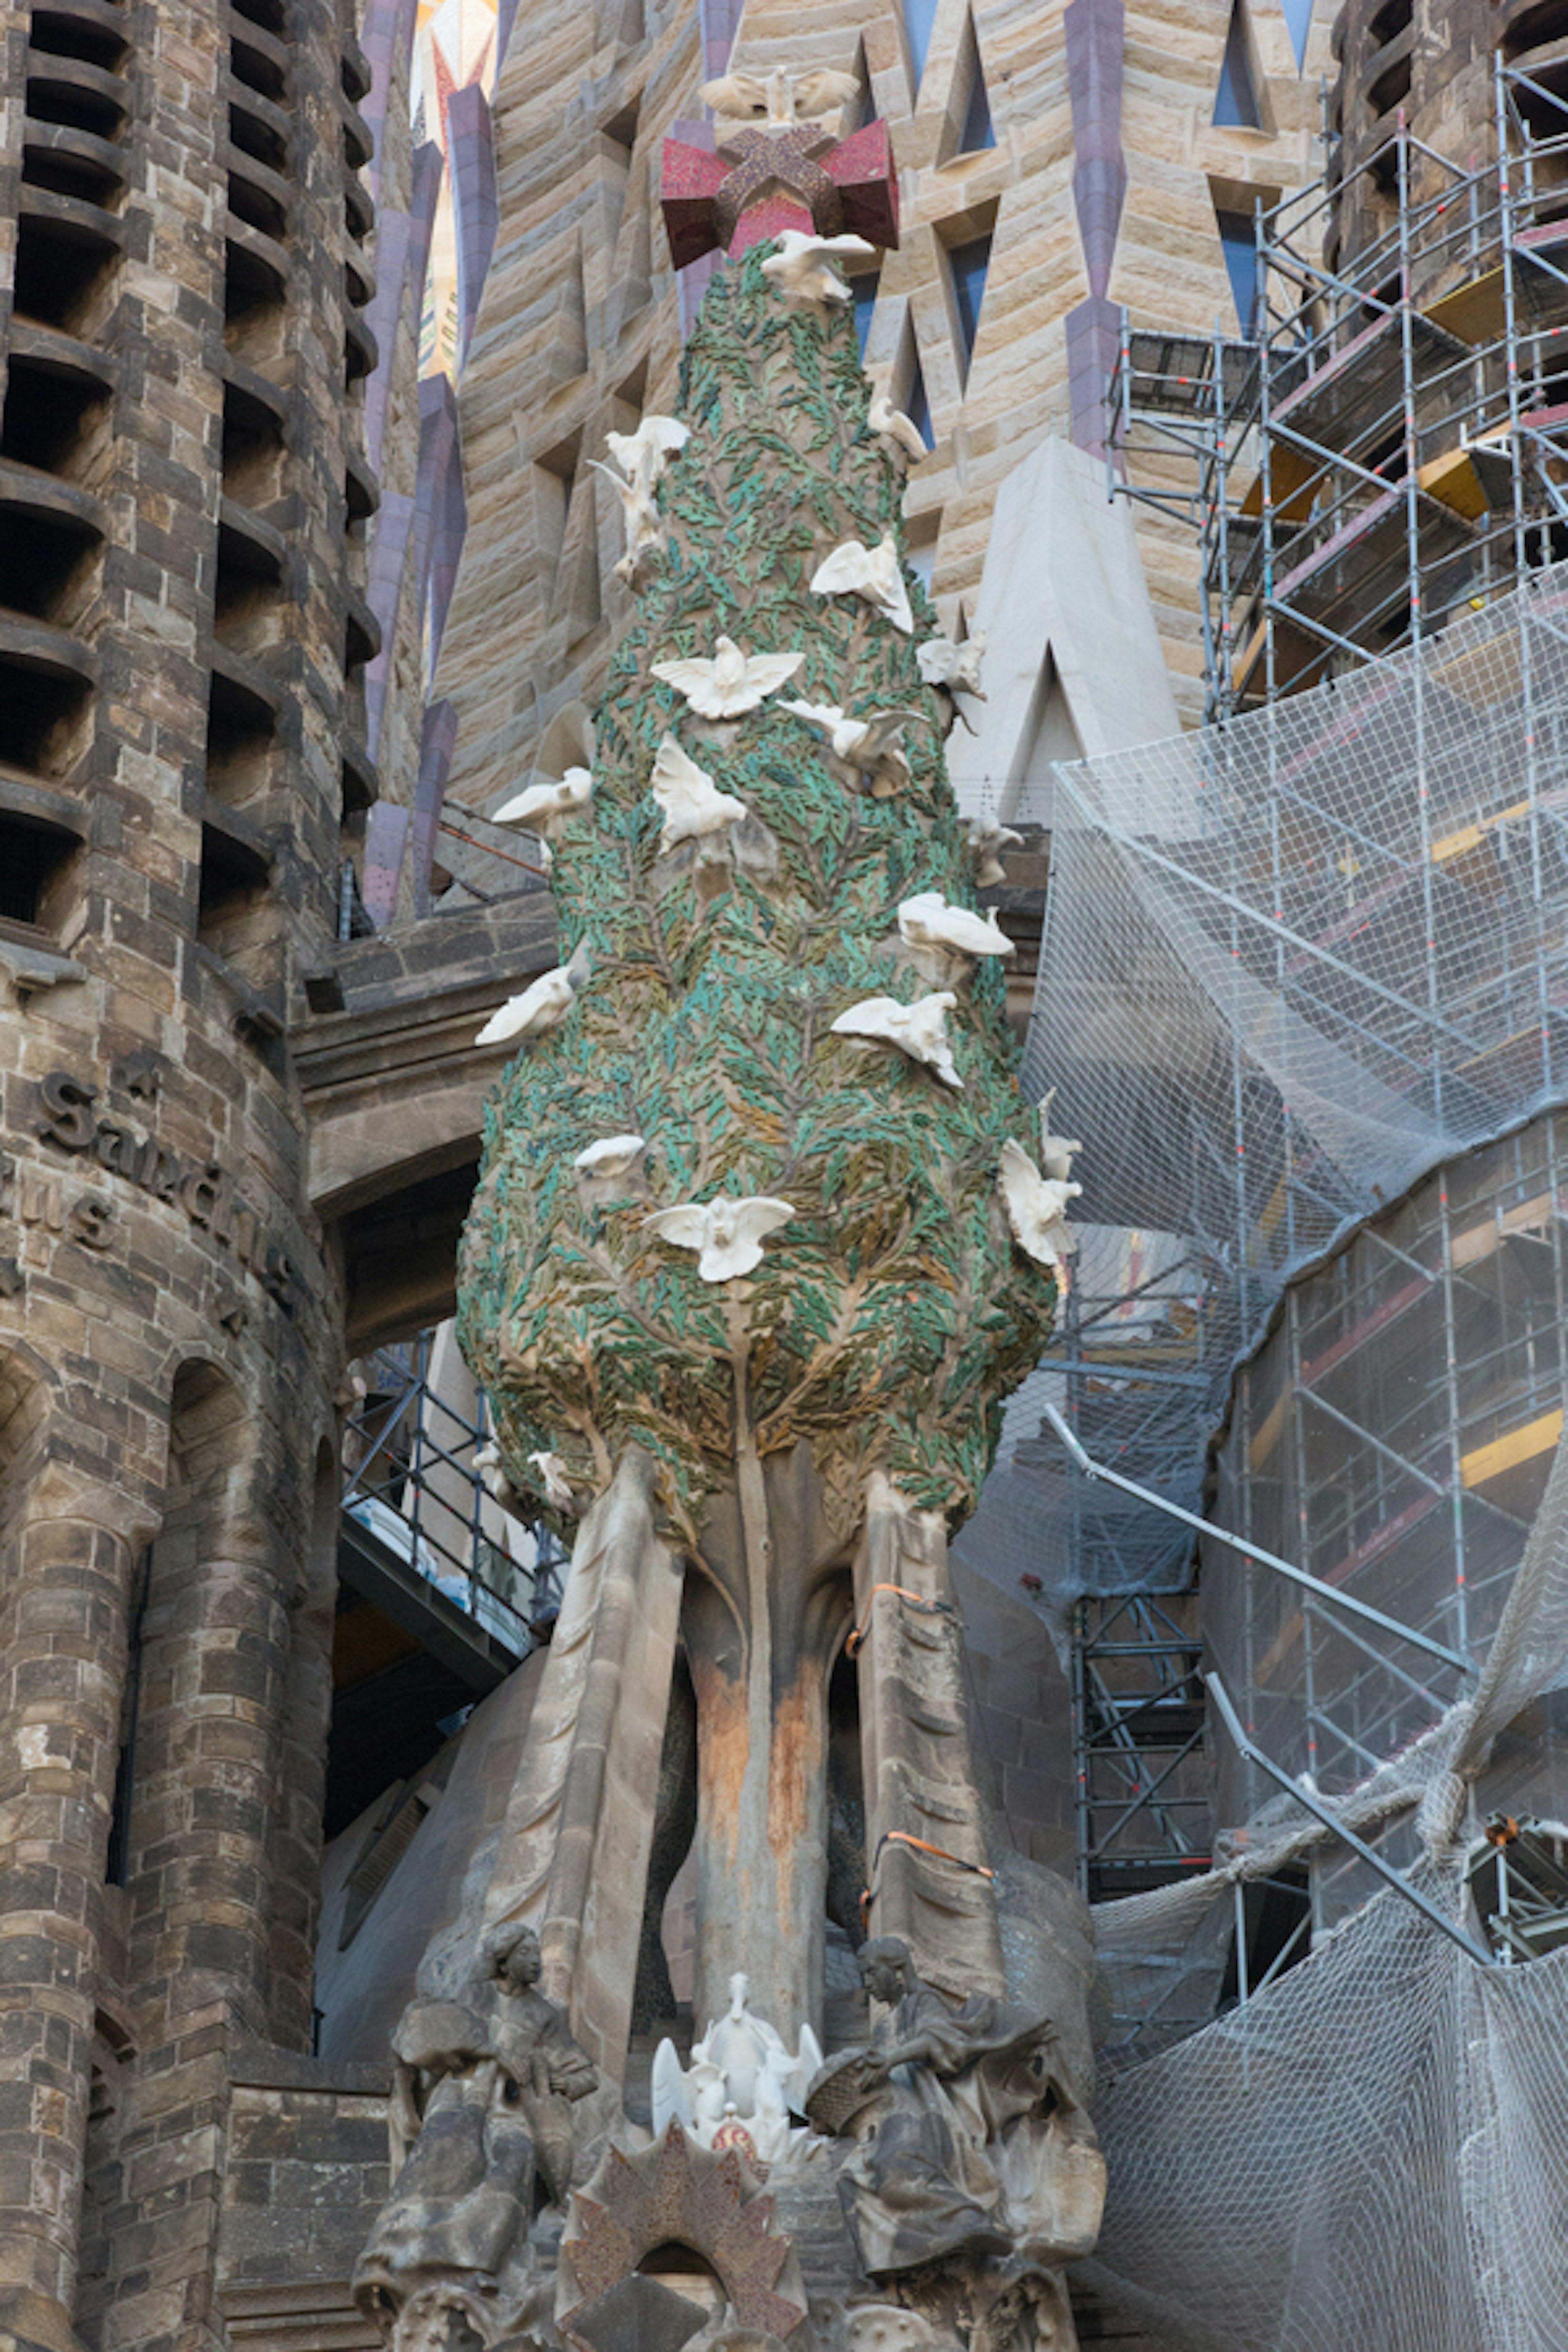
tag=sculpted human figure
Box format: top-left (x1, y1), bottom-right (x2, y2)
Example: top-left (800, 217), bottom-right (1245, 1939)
top-left (806, 1938), bottom-right (1098, 2281)
top-left (354, 1924), bottom-right (597, 2340)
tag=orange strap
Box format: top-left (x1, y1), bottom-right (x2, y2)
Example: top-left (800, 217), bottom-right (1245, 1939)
top-left (846, 1584), bottom-right (958, 1657)
top-left (859, 1831), bottom-right (997, 1928)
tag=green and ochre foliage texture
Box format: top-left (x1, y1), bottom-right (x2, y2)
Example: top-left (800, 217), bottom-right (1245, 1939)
top-left (457, 246), bottom-right (1056, 1550)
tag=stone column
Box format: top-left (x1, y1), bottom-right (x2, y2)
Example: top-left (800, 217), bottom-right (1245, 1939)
top-left (477, 1450), bottom-right (685, 2081)
top-left (123, 1511), bottom-right (291, 2038)
top-left (0, 1496), bottom-right (136, 2352)
top-left (687, 1443), bottom-right (846, 2045)
top-left (853, 1473), bottom-right (1006, 2001)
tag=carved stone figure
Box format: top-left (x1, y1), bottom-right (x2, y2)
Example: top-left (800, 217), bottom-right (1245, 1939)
top-left (354, 1924), bottom-right (597, 2345)
top-left (805, 1938), bottom-right (1104, 2281)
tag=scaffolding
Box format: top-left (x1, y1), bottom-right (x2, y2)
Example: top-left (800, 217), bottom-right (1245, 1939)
top-left (1109, 54), bottom-right (1568, 723)
top-left (1023, 548), bottom-right (1568, 2008)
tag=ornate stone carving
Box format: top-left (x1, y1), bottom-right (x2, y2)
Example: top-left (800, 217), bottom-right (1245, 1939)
top-left (354, 1925), bottom-right (598, 2347)
top-left (805, 1939), bottom-right (1104, 2283)
top-left (556, 2124), bottom-right (812, 2344)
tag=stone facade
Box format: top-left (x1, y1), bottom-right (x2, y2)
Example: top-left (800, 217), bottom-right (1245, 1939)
top-left (1, 4), bottom-right (1546, 2352)
top-left (430, 0), bottom-right (1332, 855)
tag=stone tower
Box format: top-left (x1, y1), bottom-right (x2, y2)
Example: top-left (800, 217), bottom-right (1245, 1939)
top-left (0, 0), bottom-right (385, 2344)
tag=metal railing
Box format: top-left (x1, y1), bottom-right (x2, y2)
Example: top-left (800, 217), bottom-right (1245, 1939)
top-left (341, 1332), bottom-right (564, 1656)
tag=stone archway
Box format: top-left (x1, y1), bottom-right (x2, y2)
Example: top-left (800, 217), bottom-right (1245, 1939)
top-left (556, 2125), bottom-right (811, 2345)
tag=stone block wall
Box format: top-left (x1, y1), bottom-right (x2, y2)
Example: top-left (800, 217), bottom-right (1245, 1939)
top-left (431, 0), bottom-right (1333, 842)
top-left (0, 0), bottom-right (402, 2342)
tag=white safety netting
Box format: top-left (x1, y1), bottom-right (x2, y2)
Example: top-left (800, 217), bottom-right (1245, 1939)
top-left (1077, 1409), bottom-right (1568, 2349)
top-left (979, 562), bottom-right (1568, 1622)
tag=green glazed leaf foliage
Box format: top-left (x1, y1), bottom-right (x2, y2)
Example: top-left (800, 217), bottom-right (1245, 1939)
top-left (457, 249), bottom-right (1055, 1545)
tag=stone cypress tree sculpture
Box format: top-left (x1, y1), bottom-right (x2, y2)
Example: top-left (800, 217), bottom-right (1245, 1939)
top-left (456, 208), bottom-right (1071, 2036)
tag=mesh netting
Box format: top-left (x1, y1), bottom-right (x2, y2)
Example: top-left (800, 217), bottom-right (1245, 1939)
top-left (1076, 1355), bottom-right (1568, 2348)
top-left (989, 561), bottom-right (1568, 1620)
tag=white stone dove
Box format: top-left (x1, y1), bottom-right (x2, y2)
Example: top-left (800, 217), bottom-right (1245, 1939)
top-left (650, 736), bottom-right (749, 851)
top-left (491, 765), bottom-right (594, 832)
top-left (781, 699), bottom-right (918, 790)
top-left (762, 230), bottom-right (877, 309)
top-left (603, 414), bottom-right (689, 493)
top-left (475, 946), bottom-right (588, 1047)
top-left (868, 391), bottom-right (927, 460)
top-left (702, 64), bottom-right (860, 125)
top-left (898, 891), bottom-right (1014, 959)
top-left (574, 1134), bottom-right (647, 1177)
top-left (998, 1138), bottom-right (1080, 1270)
top-left (918, 632), bottom-right (987, 696)
top-left (643, 1195), bottom-right (795, 1282)
top-left (588, 461), bottom-right (664, 584)
top-left (651, 634), bottom-right (804, 718)
top-left (831, 991), bottom-right (963, 1089)
top-left (528, 1450), bottom-right (577, 1512)
top-left (810, 534), bottom-right (914, 635)
top-left (1036, 1090), bottom-right (1083, 1184)
top-left (967, 820), bottom-right (1022, 888)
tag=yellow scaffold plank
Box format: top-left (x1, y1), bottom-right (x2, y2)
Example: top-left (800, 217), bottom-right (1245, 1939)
top-left (1461, 1410), bottom-right (1564, 1489)
top-left (1417, 445), bottom-right (1489, 520)
top-left (1423, 266), bottom-right (1506, 348)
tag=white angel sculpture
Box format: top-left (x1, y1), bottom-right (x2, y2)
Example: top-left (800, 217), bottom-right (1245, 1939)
top-left (643, 1194), bottom-right (795, 1282)
top-left (651, 634), bottom-right (804, 719)
top-left (573, 1134), bottom-right (647, 1177)
top-left (810, 535), bottom-right (914, 635)
top-left (967, 819), bottom-right (1022, 888)
top-left (868, 391), bottom-right (927, 460)
top-left (650, 736), bottom-right (749, 852)
top-left (652, 1972), bottom-right (825, 2167)
top-left (831, 991), bottom-right (963, 1089)
top-left (761, 229), bottom-right (878, 310)
top-left (998, 1138), bottom-right (1080, 1270)
top-left (917, 633), bottom-right (987, 696)
top-left (474, 948), bottom-right (588, 1048)
top-left (701, 63), bottom-right (860, 125)
top-left (527, 1450), bottom-right (577, 1512)
top-left (781, 699), bottom-right (917, 793)
top-left (491, 765), bottom-right (594, 833)
top-left (897, 890), bottom-right (1014, 960)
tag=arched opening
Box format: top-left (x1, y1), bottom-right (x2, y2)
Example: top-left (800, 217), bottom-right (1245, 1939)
top-left (636, 2242), bottom-right (726, 2316)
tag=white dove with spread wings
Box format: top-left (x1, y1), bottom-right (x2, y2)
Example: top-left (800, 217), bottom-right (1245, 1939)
top-left (967, 819), bottom-right (1021, 887)
top-left (898, 891), bottom-right (1014, 960)
top-left (831, 991), bottom-right (963, 1089)
top-left (700, 63), bottom-right (860, 124)
top-left (603, 414), bottom-right (689, 493)
top-left (762, 230), bottom-right (878, 309)
top-left (573, 1134), bottom-right (647, 1178)
top-left (651, 634), bottom-right (804, 718)
top-left (650, 737), bottom-right (750, 851)
top-left (998, 1138), bottom-right (1081, 1270)
top-left (917, 632), bottom-right (987, 695)
top-left (491, 766), bottom-right (594, 833)
top-left (868, 391), bottom-right (927, 460)
top-left (810, 534), bottom-right (915, 634)
top-left (475, 950), bottom-right (588, 1047)
top-left (643, 1195), bottom-right (795, 1282)
top-left (781, 699), bottom-right (917, 790)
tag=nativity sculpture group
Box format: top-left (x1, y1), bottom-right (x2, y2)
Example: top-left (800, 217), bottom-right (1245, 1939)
top-left (350, 69), bottom-right (1105, 2352)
